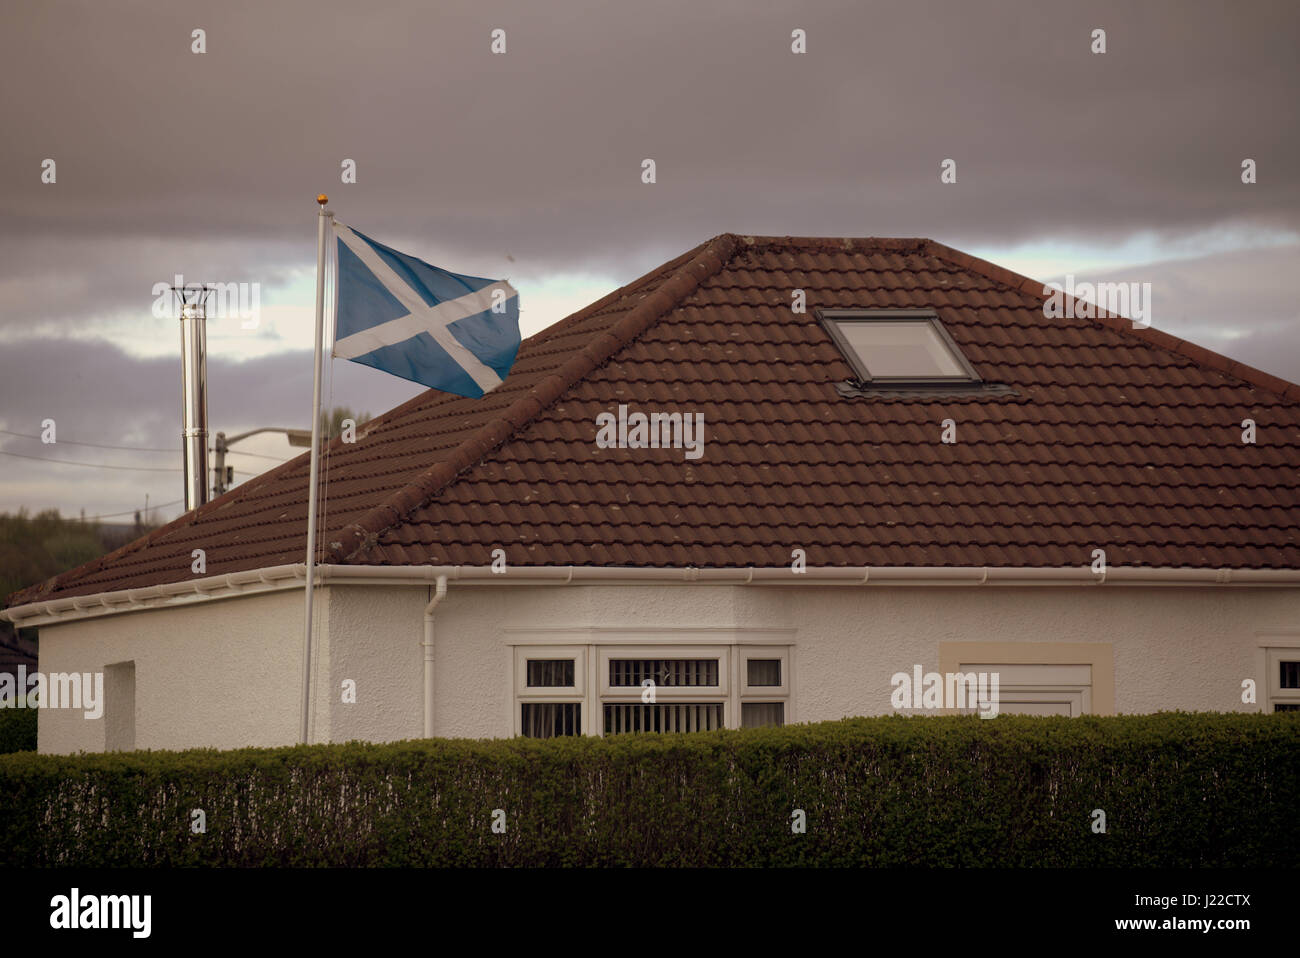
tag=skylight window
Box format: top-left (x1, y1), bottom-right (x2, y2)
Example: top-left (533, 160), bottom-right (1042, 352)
top-left (819, 309), bottom-right (979, 385)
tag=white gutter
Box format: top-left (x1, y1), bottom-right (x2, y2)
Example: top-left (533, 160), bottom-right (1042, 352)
top-left (423, 575), bottom-right (447, 739)
top-left (4, 563), bottom-right (1300, 628)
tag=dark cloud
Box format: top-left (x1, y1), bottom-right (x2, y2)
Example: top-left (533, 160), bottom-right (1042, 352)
top-left (0, 235), bottom-right (303, 329)
top-left (1056, 243), bottom-right (1300, 383)
top-left (1, 0), bottom-right (1295, 260)
top-left (0, 0), bottom-right (1297, 518)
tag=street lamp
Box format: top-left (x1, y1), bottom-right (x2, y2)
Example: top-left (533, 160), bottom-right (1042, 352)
top-left (212, 427), bottom-right (312, 497)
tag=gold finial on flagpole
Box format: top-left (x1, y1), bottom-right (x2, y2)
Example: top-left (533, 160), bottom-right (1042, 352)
top-left (317, 193), bottom-right (329, 205)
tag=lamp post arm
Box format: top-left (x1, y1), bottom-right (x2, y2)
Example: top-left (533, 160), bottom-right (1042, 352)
top-left (222, 427), bottom-right (311, 446)
top-left (210, 426), bottom-right (312, 496)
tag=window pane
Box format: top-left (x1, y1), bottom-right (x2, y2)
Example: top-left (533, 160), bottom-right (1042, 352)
top-left (1274, 703), bottom-right (1300, 712)
top-left (521, 702), bottom-right (581, 737)
top-left (603, 703), bottom-right (724, 734)
top-left (609, 659), bottom-right (719, 687)
top-left (526, 659), bottom-right (575, 687)
top-left (747, 659), bottom-right (781, 686)
top-left (829, 320), bottom-right (968, 379)
top-left (742, 702), bottom-right (784, 728)
top-left (1280, 661), bottom-right (1300, 689)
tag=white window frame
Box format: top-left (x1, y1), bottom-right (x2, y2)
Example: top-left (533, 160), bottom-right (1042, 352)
top-left (737, 647), bottom-right (790, 727)
top-left (507, 630), bottom-right (794, 736)
top-left (598, 645), bottom-right (730, 701)
top-left (599, 645), bottom-right (731, 735)
top-left (1256, 635), bottom-right (1300, 714)
top-left (739, 649), bottom-right (789, 697)
top-left (514, 645), bottom-right (587, 735)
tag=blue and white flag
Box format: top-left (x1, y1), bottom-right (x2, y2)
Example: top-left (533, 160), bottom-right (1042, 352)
top-left (331, 222), bottom-right (520, 398)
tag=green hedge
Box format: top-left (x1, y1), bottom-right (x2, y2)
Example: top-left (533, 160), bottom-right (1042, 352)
top-left (1, 712), bottom-right (1296, 867)
top-left (0, 700), bottom-right (37, 754)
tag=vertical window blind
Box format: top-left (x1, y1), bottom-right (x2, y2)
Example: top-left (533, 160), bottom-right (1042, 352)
top-left (609, 659), bottom-right (719, 687)
top-left (604, 702), bottom-right (724, 734)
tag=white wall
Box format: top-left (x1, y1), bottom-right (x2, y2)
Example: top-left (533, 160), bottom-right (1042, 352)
top-left (327, 582), bottom-right (1300, 741)
top-left (327, 584), bottom-right (424, 742)
top-left (35, 580), bottom-right (1300, 751)
top-left (36, 588), bottom-right (318, 754)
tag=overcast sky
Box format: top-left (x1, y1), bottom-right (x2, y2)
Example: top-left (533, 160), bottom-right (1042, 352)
top-left (0, 0), bottom-right (1296, 523)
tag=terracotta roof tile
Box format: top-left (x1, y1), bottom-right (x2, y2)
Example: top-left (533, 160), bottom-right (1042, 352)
top-left (10, 233), bottom-right (1300, 605)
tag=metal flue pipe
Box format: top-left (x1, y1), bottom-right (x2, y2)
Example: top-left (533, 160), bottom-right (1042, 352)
top-left (175, 287), bottom-right (211, 512)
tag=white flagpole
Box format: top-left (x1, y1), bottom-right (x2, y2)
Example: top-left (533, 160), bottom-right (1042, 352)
top-left (300, 193), bottom-right (331, 745)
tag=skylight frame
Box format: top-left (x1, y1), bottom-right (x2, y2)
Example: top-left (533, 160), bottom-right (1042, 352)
top-left (817, 309), bottom-right (982, 386)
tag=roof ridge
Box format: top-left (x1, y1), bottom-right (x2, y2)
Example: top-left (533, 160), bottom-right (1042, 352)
top-left (329, 232), bottom-right (742, 563)
top-left (733, 235), bottom-right (930, 251)
top-left (920, 238), bottom-right (1300, 404)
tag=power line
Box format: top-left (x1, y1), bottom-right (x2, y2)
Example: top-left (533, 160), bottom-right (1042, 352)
top-left (0, 428), bottom-right (175, 453)
top-left (0, 449), bottom-right (181, 472)
top-left (0, 428), bottom-right (291, 463)
top-left (0, 450), bottom-right (285, 476)
top-left (79, 499), bottom-right (185, 522)
top-left (224, 449), bottom-right (291, 463)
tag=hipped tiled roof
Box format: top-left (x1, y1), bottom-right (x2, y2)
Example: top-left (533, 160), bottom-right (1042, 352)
top-left (10, 233), bottom-right (1300, 606)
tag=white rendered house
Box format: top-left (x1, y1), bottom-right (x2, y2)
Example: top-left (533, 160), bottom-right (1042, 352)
top-left (7, 234), bottom-right (1300, 753)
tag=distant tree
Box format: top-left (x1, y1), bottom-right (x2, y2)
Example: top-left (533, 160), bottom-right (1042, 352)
top-left (0, 509), bottom-right (103, 602)
top-left (0, 509), bottom-right (157, 646)
top-left (320, 406), bottom-right (372, 440)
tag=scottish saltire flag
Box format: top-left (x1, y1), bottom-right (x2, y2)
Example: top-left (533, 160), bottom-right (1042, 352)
top-left (331, 222), bottom-right (520, 398)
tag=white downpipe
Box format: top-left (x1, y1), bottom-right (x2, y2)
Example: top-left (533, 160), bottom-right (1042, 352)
top-left (422, 575), bottom-right (448, 739)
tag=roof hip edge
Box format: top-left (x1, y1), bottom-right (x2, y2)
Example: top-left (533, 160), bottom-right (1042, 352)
top-left (3, 456), bottom-right (304, 608)
top-left (920, 238), bottom-right (1300, 404)
top-left (328, 232), bottom-right (742, 564)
